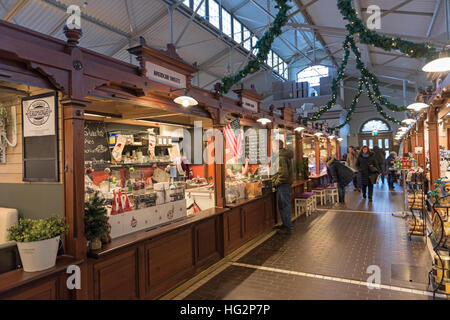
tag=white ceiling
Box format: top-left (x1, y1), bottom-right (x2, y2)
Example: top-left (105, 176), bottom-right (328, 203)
top-left (0, 0), bottom-right (448, 96)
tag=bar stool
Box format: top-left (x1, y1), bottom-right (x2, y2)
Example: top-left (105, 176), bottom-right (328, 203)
top-left (312, 188), bottom-right (326, 206)
top-left (294, 193), bottom-right (315, 218)
top-left (325, 186), bottom-right (339, 205)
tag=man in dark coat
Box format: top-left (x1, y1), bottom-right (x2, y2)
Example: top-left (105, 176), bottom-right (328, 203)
top-left (372, 146), bottom-right (386, 184)
top-left (326, 157), bottom-right (354, 204)
top-left (356, 146), bottom-right (380, 203)
top-left (385, 151), bottom-right (397, 190)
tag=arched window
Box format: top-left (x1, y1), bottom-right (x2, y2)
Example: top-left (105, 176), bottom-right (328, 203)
top-left (360, 119), bottom-right (390, 133)
top-left (297, 65), bottom-right (329, 87)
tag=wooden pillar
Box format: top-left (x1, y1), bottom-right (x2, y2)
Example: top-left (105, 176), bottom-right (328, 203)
top-left (315, 136), bottom-right (320, 175)
top-left (327, 138), bottom-right (331, 158)
top-left (428, 105), bottom-right (441, 184)
top-left (213, 124), bottom-right (225, 208)
top-left (336, 140), bottom-right (341, 160)
top-left (417, 119), bottom-right (425, 168)
top-left (61, 98), bottom-right (88, 299)
top-left (411, 129), bottom-right (417, 161)
top-left (295, 131), bottom-right (303, 180)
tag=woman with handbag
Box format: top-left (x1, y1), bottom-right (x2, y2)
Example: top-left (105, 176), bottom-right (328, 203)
top-left (356, 146), bottom-right (380, 203)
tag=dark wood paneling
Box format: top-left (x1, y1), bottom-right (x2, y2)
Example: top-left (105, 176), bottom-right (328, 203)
top-left (92, 248), bottom-right (139, 300)
top-left (223, 207), bottom-right (244, 255)
top-left (144, 228), bottom-right (194, 299)
top-left (0, 277), bottom-right (58, 300)
top-left (195, 217), bottom-right (221, 268)
top-left (243, 199), bottom-right (265, 240)
top-left (263, 193), bottom-right (275, 228)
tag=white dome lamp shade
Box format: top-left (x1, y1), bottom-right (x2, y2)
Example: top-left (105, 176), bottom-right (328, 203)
top-left (398, 127), bottom-right (409, 132)
top-left (407, 103), bottom-right (428, 112)
top-left (294, 126), bottom-right (306, 132)
top-left (337, 138), bottom-right (343, 142)
top-left (422, 50), bottom-right (450, 73)
top-left (172, 88), bottom-right (198, 107)
top-left (402, 119), bottom-right (416, 125)
top-left (257, 118), bottom-right (272, 125)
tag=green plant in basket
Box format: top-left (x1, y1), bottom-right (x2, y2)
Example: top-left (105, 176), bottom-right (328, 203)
top-left (8, 215), bottom-right (68, 243)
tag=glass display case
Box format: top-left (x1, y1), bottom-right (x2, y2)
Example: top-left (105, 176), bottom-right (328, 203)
top-left (303, 134), bottom-right (316, 176)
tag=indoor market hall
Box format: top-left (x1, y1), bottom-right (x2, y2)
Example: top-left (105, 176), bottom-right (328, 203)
top-left (0, 0), bottom-right (449, 305)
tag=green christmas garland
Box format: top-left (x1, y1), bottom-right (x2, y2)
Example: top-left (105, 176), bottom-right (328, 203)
top-left (220, 0), bottom-right (291, 94)
top-left (302, 0), bottom-right (441, 130)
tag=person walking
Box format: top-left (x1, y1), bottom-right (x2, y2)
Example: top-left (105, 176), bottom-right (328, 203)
top-left (326, 156), bottom-right (354, 204)
top-left (385, 151), bottom-right (397, 190)
top-left (271, 140), bottom-right (294, 234)
top-left (356, 146), bottom-right (380, 203)
top-left (346, 146), bottom-right (359, 191)
top-left (373, 146), bottom-right (386, 184)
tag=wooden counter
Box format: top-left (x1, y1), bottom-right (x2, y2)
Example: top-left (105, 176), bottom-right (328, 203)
top-left (224, 192), bottom-right (277, 255)
top-left (0, 256), bottom-right (83, 300)
top-left (86, 207), bottom-right (229, 300)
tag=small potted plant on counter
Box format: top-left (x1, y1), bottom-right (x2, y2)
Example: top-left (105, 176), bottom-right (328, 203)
top-left (85, 192), bottom-right (111, 251)
top-left (8, 215), bottom-right (68, 272)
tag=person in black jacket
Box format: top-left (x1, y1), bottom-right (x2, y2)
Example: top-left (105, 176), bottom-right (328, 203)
top-left (356, 146), bottom-right (380, 202)
top-left (373, 146), bottom-right (386, 184)
top-left (385, 151), bottom-right (397, 190)
top-left (326, 157), bottom-right (354, 204)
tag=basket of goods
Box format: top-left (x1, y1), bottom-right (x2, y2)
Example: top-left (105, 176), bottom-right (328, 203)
top-left (245, 181), bottom-right (262, 199)
top-left (408, 218), bottom-right (425, 235)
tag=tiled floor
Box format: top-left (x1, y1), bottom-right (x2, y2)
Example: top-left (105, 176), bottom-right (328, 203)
top-left (171, 182), bottom-right (448, 300)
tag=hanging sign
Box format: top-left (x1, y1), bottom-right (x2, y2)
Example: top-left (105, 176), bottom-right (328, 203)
top-left (145, 61), bottom-right (186, 88)
top-left (415, 146), bottom-right (423, 155)
top-left (22, 93), bottom-right (56, 137)
top-left (242, 97), bottom-right (259, 113)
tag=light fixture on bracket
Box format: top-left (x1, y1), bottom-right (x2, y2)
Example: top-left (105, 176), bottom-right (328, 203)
top-left (294, 126), bottom-right (305, 132)
top-left (407, 102), bottom-right (428, 112)
top-left (314, 132), bottom-right (323, 137)
top-left (402, 119), bottom-right (416, 125)
top-left (337, 137), bottom-right (343, 142)
top-left (328, 135), bottom-right (336, 139)
top-left (257, 118), bottom-right (272, 125)
top-left (170, 88), bottom-right (198, 107)
top-left (422, 48), bottom-right (450, 73)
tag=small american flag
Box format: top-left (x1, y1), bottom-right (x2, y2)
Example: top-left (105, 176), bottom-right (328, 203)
top-left (223, 118), bottom-right (242, 158)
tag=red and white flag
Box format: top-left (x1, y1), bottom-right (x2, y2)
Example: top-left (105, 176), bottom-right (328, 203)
top-left (223, 118), bottom-right (242, 158)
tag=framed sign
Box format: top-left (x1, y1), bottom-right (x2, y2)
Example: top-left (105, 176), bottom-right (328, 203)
top-left (145, 61), bottom-right (186, 88)
top-left (242, 97), bottom-right (259, 113)
top-left (22, 93), bottom-right (56, 137)
top-left (21, 92), bottom-right (59, 182)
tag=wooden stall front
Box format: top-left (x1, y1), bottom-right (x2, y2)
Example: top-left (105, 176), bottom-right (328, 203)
top-left (0, 21), bottom-right (304, 300)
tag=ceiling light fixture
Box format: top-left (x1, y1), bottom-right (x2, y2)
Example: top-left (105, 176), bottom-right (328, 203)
top-left (314, 132), bottom-right (323, 137)
top-left (407, 102), bottom-right (428, 112)
top-left (337, 138), bottom-right (343, 142)
top-left (294, 126), bottom-right (305, 132)
top-left (257, 118), bottom-right (272, 125)
top-left (402, 119), bottom-right (416, 125)
top-left (422, 51), bottom-right (450, 73)
top-left (171, 88), bottom-right (198, 107)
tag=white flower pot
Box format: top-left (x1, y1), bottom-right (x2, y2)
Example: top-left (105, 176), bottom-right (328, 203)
top-left (16, 236), bottom-right (60, 272)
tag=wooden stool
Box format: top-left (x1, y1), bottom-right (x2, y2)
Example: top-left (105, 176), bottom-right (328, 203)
top-left (295, 193), bottom-right (315, 218)
top-left (325, 187), bottom-right (339, 204)
top-left (312, 188), bottom-right (326, 206)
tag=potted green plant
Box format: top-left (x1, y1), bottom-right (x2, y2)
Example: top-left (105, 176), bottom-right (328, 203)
top-left (8, 215), bottom-right (68, 272)
top-left (85, 192), bottom-right (111, 251)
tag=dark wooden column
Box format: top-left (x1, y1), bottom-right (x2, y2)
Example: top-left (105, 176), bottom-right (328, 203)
top-left (213, 123), bottom-right (225, 208)
top-left (428, 105), bottom-right (441, 184)
top-left (411, 129), bottom-right (417, 161)
top-left (295, 131), bottom-right (303, 180)
top-left (327, 138), bottom-right (331, 158)
top-left (315, 136), bottom-right (320, 175)
top-left (336, 140), bottom-right (341, 160)
top-left (417, 119), bottom-right (425, 168)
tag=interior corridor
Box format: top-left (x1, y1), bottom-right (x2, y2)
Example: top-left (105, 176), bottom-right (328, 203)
top-left (164, 183), bottom-right (447, 300)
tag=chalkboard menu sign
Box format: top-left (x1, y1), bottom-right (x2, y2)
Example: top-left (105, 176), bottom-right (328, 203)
top-left (244, 127), bottom-right (267, 164)
top-left (84, 121), bottom-right (110, 162)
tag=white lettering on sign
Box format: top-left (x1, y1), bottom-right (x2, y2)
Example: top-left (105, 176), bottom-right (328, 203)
top-left (242, 97), bottom-right (258, 112)
top-left (145, 62), bottom-right (186, 88)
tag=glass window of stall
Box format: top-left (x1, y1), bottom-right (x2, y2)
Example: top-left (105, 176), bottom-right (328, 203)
top-left (319, 137), bottom-right (328, 175)
top-left (225, 125), bottom-right (270, 204)
top-left (302, 134), bottom-right (316, 176)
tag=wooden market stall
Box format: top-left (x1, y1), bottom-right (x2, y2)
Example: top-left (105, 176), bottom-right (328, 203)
top-left (0, 20), bottom-right (328, 300)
